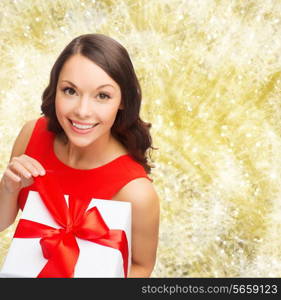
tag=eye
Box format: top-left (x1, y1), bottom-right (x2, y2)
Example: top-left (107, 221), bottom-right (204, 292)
top-left (98, 93), bottom-right (110, 100)
top-left (62, 87), bottom-right (76, 96)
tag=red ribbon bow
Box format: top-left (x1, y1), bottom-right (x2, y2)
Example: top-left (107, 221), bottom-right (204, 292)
top-left (14, 173), bottom-right (129, 278)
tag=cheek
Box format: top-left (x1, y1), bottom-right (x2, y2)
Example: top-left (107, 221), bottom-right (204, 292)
top-left (100, 105), bottom-right (120, 124)
top-left (55, 96), bottom-right (68, 116)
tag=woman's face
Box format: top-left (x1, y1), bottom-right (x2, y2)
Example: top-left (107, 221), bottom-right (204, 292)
top-left (55, 54), bottom-right (122, 148)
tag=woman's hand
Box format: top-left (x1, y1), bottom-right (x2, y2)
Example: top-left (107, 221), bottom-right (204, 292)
top-left (1, 154), bottom-right (46, 194)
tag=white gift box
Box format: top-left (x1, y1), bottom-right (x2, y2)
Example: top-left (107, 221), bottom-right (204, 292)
top-left (1, 191), bottom-right (131, 278)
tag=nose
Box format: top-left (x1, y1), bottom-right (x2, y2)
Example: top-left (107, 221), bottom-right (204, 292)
top-left (74, 96), bottom-right (92, 119)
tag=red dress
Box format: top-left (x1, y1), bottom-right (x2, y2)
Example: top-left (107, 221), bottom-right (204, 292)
top-left (18, 116), bottom-right (149, 210)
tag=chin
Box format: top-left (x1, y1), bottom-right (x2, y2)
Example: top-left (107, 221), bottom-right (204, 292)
top-left (68, 137), bottom-right (95, 148)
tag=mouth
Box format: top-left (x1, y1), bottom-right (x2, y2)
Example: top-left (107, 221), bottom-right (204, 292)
top-left (68, 119), bottom-right (99, 134)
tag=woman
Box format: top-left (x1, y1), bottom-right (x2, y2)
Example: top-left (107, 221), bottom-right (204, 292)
top-left (0, 33), bottom-right (159, 277)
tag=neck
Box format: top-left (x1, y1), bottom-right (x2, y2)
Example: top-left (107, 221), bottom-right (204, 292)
top-left (64, 133), bottom-right (116, 169)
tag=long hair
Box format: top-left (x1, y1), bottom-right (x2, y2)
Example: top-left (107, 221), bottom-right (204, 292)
top-left (41, 33), bottom-right (153, 173)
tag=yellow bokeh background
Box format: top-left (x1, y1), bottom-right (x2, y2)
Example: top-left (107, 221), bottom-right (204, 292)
top-left (1, 0), bottom-right (281, 277)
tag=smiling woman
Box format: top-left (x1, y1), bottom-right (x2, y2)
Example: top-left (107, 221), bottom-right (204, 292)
top-left (0, 34), bottom-right (159, 278)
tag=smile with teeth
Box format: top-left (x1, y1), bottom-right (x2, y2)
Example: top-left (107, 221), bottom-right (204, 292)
top-left (70, 120), bottom-right (98, 130)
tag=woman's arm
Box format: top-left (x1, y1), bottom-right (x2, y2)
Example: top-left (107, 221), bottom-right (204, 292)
top-left (113, 177), bottom-right (160, 277)
top-left (0, 119), bottom-right (37, 231)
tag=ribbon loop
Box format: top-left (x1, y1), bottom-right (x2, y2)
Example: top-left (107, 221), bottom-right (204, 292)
top-left (73, 207), bottom-right (110, 240)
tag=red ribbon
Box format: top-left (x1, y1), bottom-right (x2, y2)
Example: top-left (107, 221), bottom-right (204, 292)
top-left (14, 173), bottom-right (129, 278)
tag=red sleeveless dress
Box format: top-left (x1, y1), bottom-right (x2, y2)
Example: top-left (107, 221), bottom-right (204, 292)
top-left (18, 116), bottom-right (149, 210)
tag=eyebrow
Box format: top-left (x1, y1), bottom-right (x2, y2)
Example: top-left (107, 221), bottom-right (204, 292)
top-left (61, 80), bottom-right (116, 90)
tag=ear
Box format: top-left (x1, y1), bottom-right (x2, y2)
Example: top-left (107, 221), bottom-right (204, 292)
top-left (119, 102), bottom-right (124, 110)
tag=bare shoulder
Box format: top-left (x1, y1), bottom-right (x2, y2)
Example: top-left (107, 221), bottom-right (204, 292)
top-left (9, 119), bottom-right (38, 161)
top-left (114, 177), bottom-right (159, 209)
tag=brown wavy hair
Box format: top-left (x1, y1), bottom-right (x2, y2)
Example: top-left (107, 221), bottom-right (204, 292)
top-left (41, 33), bottom-right (153, 173)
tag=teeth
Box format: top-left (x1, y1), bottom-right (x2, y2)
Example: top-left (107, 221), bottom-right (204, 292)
top-left (72, 121), bottom-right (95, 130)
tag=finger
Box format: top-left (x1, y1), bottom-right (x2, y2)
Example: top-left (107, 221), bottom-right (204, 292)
top-left (14, 155), bottom-right (44, 176)
top-left (4, 168), bottom-right (21, 182)
top-left (9, 160), bottom-right (32, 179)
top-left (21, 155), bottom-right (46, 175)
